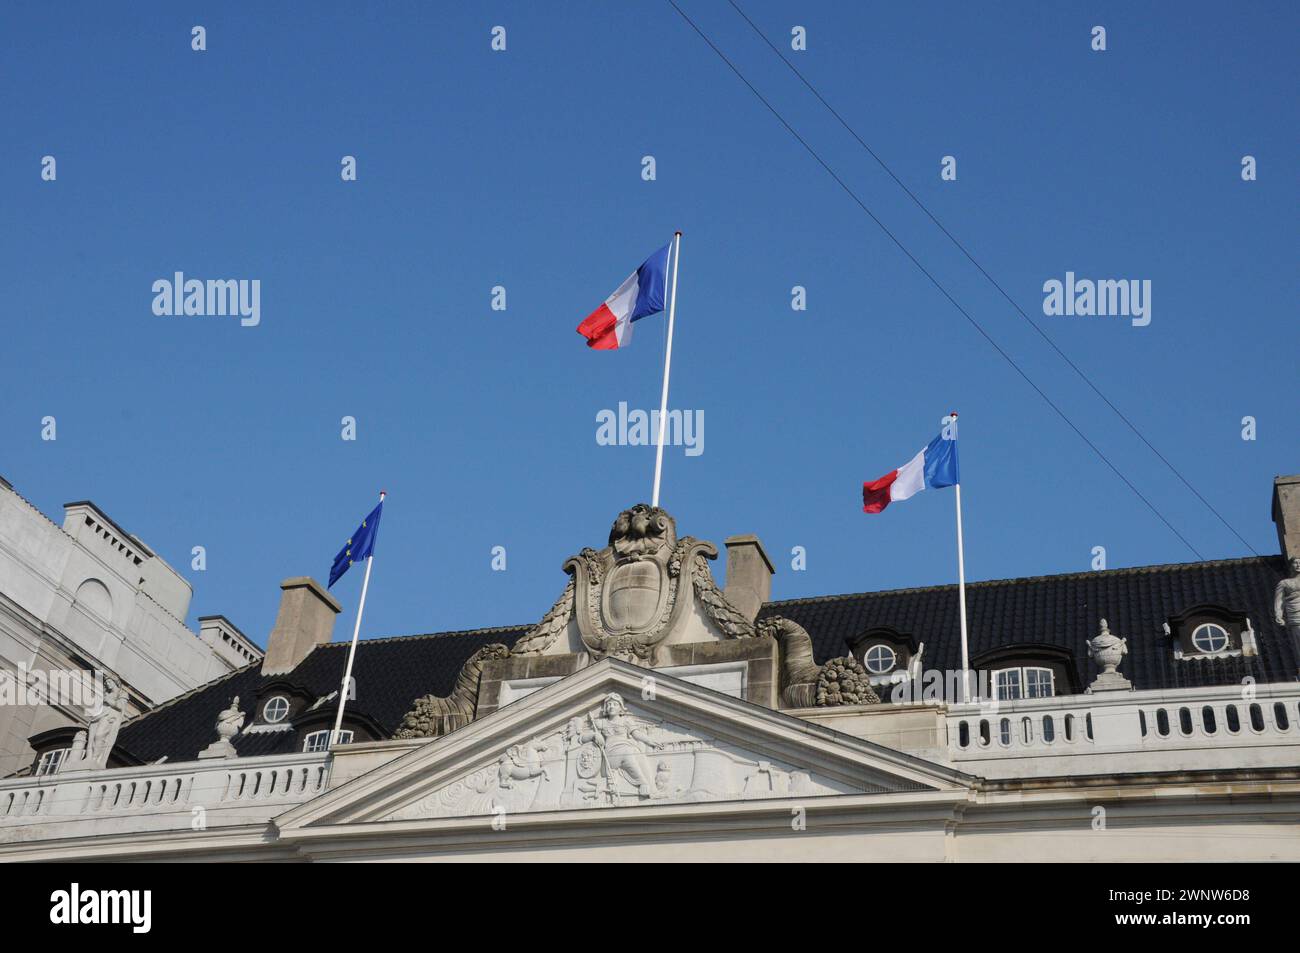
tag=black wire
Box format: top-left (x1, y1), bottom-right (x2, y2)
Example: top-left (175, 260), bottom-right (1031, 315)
top-left (665, 0), bottom-right (1205, 560)
top-left (724, 0), bottom-right (1257, 557)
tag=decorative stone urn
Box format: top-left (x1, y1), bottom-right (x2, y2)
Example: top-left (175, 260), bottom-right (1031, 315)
top-left (1086, 619), bottom-right (1132, 692)
top-left (198, 696), bottom-right (246, 759)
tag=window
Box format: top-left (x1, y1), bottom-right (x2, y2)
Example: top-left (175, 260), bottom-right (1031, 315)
top-left (262, 695), bottom-right (290, 724)
top-left (863, 644), bottom-right (897, 675)
top-left (35, 748), bottom-right (70, 776)
top-left (303, 729), bottom-right (352, 752)
top-left (993, 666), bottom-right (1055, 700)
top-left (1024, 668), bottom-right (1055, 698)
top-left (1190, 623), bottom-right (1229, 654)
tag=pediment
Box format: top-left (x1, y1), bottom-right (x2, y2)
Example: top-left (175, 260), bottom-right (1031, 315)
top-left (275, 659), bottom-right (973, 833)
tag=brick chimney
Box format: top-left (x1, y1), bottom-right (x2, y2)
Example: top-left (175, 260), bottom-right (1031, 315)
top-left (261, 577), bottom-right (341, 675)
top-left (724, 535), bottom-right (774, 623)
top-left (1273, 475), bottom-right (1300, 562)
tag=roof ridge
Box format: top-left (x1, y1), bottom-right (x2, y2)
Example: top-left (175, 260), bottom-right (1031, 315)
top-left (316, 623), bottom-right (531, 648)
top-left (762, 554), bottom-right (1282, 609)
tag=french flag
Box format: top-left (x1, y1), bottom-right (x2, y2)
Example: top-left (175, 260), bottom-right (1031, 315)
top-left (576, 243), bottom-right (671, 350)
top-left (863, 424), bottom-right (960, 513)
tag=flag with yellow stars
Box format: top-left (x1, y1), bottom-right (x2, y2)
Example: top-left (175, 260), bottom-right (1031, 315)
top-left (329, 500), bottom-right (384, 588)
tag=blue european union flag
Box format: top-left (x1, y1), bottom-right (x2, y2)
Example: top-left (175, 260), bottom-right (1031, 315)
top-left (329, 500), bottom-right (384, 588)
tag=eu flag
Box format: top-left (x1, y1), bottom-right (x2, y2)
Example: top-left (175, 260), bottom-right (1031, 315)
top-left (329, 500), bottom-right (384, 588)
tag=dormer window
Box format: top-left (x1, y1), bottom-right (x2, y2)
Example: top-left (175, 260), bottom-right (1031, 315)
top-left (971, 645), bottom-right (1080, 700)
top-left (993, 666), bottom-right (1055, 700)
top-left (848, 627), bottom-right (919, 686)
top-left (863, 644), bottom-right (897, 675)
top-left (34, 748), bottom-right (70, 776)
top-left (262, 695), bottom-right (290, 724)
top-left (1167, 606), bottom-right (1251, 660)
top-left (303, 729), bottom-right (352, 752)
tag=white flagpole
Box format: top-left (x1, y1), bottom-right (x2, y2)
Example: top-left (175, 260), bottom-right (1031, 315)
top-left (651, 231), bottom-right (682, 508)
top-left (951, 413), bottom-right (971, 702)
top-left (955, 483), bottom-right (972, 700)
top-left (331, 490), bottom-right (384, 746)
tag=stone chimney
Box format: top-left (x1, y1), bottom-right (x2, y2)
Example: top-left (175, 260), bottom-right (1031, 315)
top-left (724, 535), bottom-right (774, 623)
top-left (1274, 475), bottom-right (1300, 562)
top-left (261, 577), bottom-right (341, 676)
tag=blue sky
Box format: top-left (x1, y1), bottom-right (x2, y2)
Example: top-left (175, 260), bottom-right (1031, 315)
top-left (3, 1), bottom-right (1295, 649)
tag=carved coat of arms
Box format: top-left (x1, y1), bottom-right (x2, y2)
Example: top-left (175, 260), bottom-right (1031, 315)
top-left (513, 503), bottom-right (757, 665)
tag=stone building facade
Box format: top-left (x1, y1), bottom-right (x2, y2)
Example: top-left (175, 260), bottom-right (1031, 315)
top-left (1, 476), bottom-right (1298, 862)
top-left (0, 476), bottom-right (260, 778)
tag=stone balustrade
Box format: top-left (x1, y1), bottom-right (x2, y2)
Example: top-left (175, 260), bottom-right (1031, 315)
top-left (3, 681), bottom-right (1298, 849)
top-left (946, 682), bottom-right (1300, 779)
top-left (0, 751), bottom-right (330, 843)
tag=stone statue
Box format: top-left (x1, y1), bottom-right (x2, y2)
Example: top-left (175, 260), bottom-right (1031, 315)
top-left (84, 677), bottom-right (127, 769)
top-left (1274, 556), bottom-right (1300, 664)
top-left (198, 696), bottom-right (246, 760)
top-left (761, 616), bottom-right (879, 708)
top-left (394, 643), bottom-right (511, 738)
top-left (512, 503), bottom-right (757, 664)
top-left (1086, 618), bottom-right (1132, 692)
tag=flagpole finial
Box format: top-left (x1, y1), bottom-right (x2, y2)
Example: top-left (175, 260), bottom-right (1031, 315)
top-left (949, 411), bottom-right (959, 418)
top-left (675, 230), bottom-right (682, 236)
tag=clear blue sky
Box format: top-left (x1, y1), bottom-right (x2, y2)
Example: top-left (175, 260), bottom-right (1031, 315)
top-left (3, 2), bottom-right (1295, 649)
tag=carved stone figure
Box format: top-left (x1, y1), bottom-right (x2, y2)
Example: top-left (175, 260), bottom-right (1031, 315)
top-left (392, 692), bottom-right (851, 820)
top-left (1086, 619), bottom-right (1132, 692)
top-left (761, 616), bottom-right (879, 708)
top-left (498, 739), bottom-right (558, 788)
top-left (394, 643), bottom-right (511, 739)
top-left (1274, 557), bottom-right (1300, 665)
top-left (84, 677), bottom-right (127, 769)
top-left (512, 503), bottom-right (757, 664)
top-left (199, 696), bottom-right (246, 759)
top-left (573, 692), bottom-right (662, 798)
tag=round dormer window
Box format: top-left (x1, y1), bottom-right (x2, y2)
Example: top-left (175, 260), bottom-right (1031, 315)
top-left (263, 695), bottom-right (290, 723)
top-left (1191, 623), bottom-right (1229, 654)
top-left (863, 644), bottom-right (897, 675)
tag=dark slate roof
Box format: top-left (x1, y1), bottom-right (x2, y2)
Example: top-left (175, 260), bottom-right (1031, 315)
top-left (760, 555), bottom-right (1296, 691)
top-left (115, 626), bottom-right (528, 763)
top-left (113, 555), bottom-right (1296, 763)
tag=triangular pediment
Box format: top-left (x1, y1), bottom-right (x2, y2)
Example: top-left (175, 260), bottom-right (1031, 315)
top-left (275, 659), bottom-right (973, 834)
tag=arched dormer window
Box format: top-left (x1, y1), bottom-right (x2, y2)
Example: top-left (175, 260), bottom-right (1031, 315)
top-left (290, 706), bottom-right (381, 751)
top-left (1166, 605), bottom-right (1253, 660)
top-left (246, 680), bottom-right (315, 731)
top-left (302, 729), bottom-right (353, 753)
top-left (991, 666), bottom-right (1055, 700)
top-left (970, 644), bottom-right (1083, 700)
top-left (846, 627), bottom-right (920, 683)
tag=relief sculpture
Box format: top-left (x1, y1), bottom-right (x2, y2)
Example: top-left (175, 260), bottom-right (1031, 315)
top-left (393, 692), bottom-right (846, 819)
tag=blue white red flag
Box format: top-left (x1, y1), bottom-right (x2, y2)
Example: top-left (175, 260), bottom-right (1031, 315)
top-left (863, 427), bottom-right (959, 513)
top-left (576, 243), bottom-right (671, 350)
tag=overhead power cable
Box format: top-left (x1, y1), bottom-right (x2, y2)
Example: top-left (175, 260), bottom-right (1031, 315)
top-left (666, 0), bottom-right (1205, 559)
